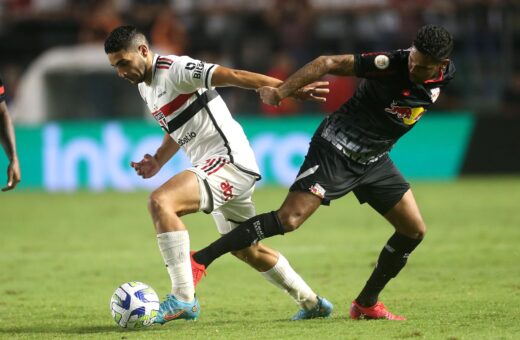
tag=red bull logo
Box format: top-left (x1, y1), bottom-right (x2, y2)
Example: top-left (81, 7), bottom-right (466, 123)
top-left (309, 183), bottom-right (326, 199)
top-left (384, 102), bottom-right (425, 125)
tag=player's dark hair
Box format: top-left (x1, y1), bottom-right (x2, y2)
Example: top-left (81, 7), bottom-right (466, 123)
top-left (104, 25), bottom-right (148, 54)
top-left (413, 25), bottom-right (453, 60)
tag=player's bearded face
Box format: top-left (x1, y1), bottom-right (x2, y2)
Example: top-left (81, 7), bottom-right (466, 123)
top-left (108, 50), bottom-right (147, 84)
top-left (408, 47), bottom-right (445, 84)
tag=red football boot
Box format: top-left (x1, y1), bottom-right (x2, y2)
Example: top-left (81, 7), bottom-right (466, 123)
top-left (350, 300), bottom-right (406, 320)
top-left (190, 251), bottom-right (206, 287)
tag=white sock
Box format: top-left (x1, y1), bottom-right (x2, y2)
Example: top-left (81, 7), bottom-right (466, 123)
top-left (156, 231), bottom-right (194, 302)
top-left (260, 253), bottom-right (318, 310)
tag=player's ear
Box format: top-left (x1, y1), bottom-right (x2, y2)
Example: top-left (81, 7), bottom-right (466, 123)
top-left (138, 44), bottom-right (149, 58)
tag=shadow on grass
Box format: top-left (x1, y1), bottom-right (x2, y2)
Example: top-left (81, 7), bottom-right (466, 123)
top-left (0, 324), bottom-right (166, 335)
top-left (0, 317), bottom-right (344, 336)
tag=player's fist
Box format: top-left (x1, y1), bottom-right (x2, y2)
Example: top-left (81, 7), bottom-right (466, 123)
top-left (2, 159), bottom-right (21, 191)
top-left (130, 154), bottom-right (160, 179)
top-left (257, 86), bottom-right (282, 106)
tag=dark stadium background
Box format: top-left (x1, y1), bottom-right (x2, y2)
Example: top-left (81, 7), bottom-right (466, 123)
top-left (0, 0), bottom-right (519, 190)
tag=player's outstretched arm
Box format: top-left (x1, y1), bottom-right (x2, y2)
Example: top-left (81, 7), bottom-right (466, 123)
top-left (211, 66), bottom-right (283, 90)
top-left (259, 54), bottom-right (355, 106)
top-left (0, 101), bottom-right (21, 191)
top-left (130, 133), bottom-right (179, 179)
top-left (211, 66), bottom-right (329, 103)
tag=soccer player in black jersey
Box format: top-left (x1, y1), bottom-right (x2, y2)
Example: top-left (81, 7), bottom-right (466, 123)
top-left (190, 25), bottom-right (455, 320)
top-left (0, 76), bottom-right (21, 191)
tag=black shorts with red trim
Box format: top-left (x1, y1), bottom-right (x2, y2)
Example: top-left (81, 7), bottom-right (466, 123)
top-left (289, 138), bottom-right (410, 215)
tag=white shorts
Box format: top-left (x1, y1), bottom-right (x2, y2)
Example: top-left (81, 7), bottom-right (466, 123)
top-left (187, 157), bottom-right (257, 235)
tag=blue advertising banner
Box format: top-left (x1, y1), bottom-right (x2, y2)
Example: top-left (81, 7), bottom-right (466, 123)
top-left (0, 114), bottom-right (474, 191)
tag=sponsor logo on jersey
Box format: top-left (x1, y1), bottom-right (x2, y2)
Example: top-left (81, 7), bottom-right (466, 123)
top-left (220, 180), bottom-right (234, 201)
top-left (157, 87), bottom-right (167, 98)
top-left (185, 61), bottom-right (205, 79)
top-left (152, 110), bottom-right (169, 131)
top-left (384, 101), bottom-right (425, 125)
top-left (177, 131), bottom-right (197, 146)
top-left (309, 183), bottom-right (326, 199)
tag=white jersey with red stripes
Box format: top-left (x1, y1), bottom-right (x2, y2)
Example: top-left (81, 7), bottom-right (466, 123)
top-left (138, 54), bottom-right (260, 178)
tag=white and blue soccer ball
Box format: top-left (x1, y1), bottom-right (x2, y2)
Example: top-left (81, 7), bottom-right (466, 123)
top-left (110, 281), bottom-right (160, 328)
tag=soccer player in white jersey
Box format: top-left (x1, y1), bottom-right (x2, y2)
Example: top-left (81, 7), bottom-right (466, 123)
top-left (104, 25), bottom-right (332, 324)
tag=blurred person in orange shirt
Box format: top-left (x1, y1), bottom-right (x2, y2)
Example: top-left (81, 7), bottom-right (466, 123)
top-left (78, 0), bottom-right (122, 43)
top-left (150, 7), bottom-right (187, 56)
top-left (261, 52), bottom-right (300, 116)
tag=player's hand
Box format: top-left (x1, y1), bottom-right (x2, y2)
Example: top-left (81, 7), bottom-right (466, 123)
top-left (257, 86), bottom-right (282, 106)
top-left (2, 158), bottom-right (21, 191)
top-left (292, 81), bottom-right (329, 103)
top-left (130, 154), bottom-right (161, 179)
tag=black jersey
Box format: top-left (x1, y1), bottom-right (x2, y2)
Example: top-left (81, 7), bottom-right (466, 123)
top-left (0, 77), bottom-right (5, 103)
top-left (317, 49), bottom-right (455, 165)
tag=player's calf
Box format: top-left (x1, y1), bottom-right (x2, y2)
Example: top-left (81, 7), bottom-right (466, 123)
top-left (192, 211), bottom-right (284, 268)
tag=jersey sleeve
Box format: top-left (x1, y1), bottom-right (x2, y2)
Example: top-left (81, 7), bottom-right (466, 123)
top-left (0, 77), bottom-right (6, 103)
top-left (168, 56), bottom-right (218, 93)
top-left (354, 51), bottom-right (401, 79)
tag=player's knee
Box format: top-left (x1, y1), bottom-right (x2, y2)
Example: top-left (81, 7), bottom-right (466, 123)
top-left (417, 221), bottom-right (427, 239)
top-left (407, 220), bottom-right (427, 239)
top-left (148, 190), bottom-right (171, 216)
top-left (277, 209), bottom-right (303, 232)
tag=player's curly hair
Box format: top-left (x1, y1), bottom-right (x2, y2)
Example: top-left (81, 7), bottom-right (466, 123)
top-left (104, 25), bottom-right (148, 54)
top-left (413, 25), bottom-right (453, 60)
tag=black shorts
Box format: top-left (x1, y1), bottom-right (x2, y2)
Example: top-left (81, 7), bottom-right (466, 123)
top-left (289, 138), bottom-right (410, 215)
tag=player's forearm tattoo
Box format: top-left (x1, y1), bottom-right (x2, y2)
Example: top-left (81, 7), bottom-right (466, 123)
top-left (279, 58), bottom-right (329, 99)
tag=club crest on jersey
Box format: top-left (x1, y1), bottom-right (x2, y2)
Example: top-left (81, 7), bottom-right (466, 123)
top-left (153, 110), bottom-right (169, 132)
top-left (385, 101), bottom-right (425, 125)
top-left (430, 87), bottom-right (440, 103)
top-left (374, 55), bottom-right (390, 69)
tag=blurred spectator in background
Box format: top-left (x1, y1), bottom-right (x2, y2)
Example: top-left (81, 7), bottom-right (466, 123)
top-left (501, 71), bottom-right (520, 117)
top-left (150, 6), bottom-right (187, 55)
top-left (320, 74), bottom-right (356, 114)
top-left (0, 76), bottom-right (21, 191)
top-left (3, 0), bottom-right (32, 14)
top-left (390, 0), bottom-right (432, 46)
top-left (457, 0), bottom-right (504, 113)
top-left (264, 0), bottom-right (315, 65)
top-left (261, 52), bottom-right (300, 116)
top-left (0, 1), bottom-right (518, 118)
top-left (78, 0), bottom-right (122, 43)
top-left (126, 0), bottom-right (167, 34)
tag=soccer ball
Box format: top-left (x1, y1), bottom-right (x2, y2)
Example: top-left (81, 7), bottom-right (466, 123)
top-left (110, 281), bottom-right (160, 328)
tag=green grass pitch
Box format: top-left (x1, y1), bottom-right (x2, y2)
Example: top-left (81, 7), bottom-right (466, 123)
top-left (1, 177), bottom-right (519, 339)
